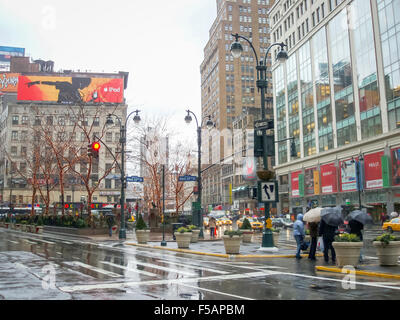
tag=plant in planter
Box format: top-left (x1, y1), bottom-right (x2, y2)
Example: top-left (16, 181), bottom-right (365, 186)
top-left (187, 225), bottom-right (200, 243)
top-left (20, 220), bottom-right (28, 232)
top-left (332, 233), bottom-right (363, 267)
top-left (240, 218), bottom-right (254, 243)
top-left (175, 227), bottom-right (192, 248)
top-left (373, 233), bottom-right (400, 266)
top-left (223, 230), bottom-right (243, 254)
top-left (135, 214), bottom-right (150, 244)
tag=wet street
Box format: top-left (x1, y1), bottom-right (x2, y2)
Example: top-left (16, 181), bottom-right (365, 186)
top-left (1, 227), bottom-right (400, 300)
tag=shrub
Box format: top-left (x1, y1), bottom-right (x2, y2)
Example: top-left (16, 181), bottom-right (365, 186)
top-left (240, 218), bottom-right (252, 230)
top-left (135, 214), bottom-right (148, 231)
top-left (36, 216), bottom-right (44, 226)
top-left (177, 227), bottom-right (190, 233)
top-left (187, 225), bottom-right (199, 231)
top-left (374, 233), bottom-right (400, 245)
top-left (224, 230), bottom-right (243, 237)
top-left (76, 219), bottom-right (86, 228)
top-left (334, 233), bottom-right (361, 242)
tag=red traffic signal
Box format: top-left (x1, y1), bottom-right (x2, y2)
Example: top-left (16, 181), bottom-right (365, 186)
top-left (91, 142), bottom-right (100, 158)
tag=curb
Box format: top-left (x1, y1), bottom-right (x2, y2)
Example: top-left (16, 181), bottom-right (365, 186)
top-left (125, 242), bottom-right (324, 259)
top-left (315, 265), bottom-right (400, 280)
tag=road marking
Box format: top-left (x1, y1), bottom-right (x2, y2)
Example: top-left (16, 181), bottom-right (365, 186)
top-left (6, 240), bottom-right (19, 244)
top-left (64, 261), bottom-right (122, 278)
top-left (23, 239), bottom-right (37, 245)
top-left (180, 283), bottom-right (254, 300)
top-left (100, 261), bottom-right (159, 277)
top-left (59, 270), bottom-right (281, 293)
top-left (35, 239), bottom-right (55, 245)
top-left (132, 261), bottom-right (197, 277)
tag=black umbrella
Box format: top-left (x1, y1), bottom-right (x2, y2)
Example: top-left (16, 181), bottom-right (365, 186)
top-left (347, 210), bottom-right (373, 225)
top-left (320, 207), bottom-right (343, 227)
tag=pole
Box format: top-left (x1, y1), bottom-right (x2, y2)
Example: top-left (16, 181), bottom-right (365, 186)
top-left (357, 159), bottom-right (362, 210)
top-left (119, 125), bottom-right (126, 240)
top-left (197, 126), bottom-right (204, 238)
top-left (161, 164), bottom-right (167, 247)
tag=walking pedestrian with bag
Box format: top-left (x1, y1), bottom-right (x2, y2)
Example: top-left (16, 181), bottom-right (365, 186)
top-left (209, 217), bottom-right (216, 239)
top-left (319, 218), bottom-right (338, 263)
top-left (293, 214), bottom-right (305, 260)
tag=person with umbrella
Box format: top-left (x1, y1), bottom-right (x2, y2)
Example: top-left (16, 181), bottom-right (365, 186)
top-left (303, 207), bottom-right (322, 261)
top-left (319, 207), bottom-right (342, 263)
top-left (347, 210), bottom-right (373, 262)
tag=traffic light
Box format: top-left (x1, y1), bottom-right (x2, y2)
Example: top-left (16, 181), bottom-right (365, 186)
top-left (265, 135), bottom-right (275, 156)
top-left (91, 141), bottom-right (100, 159)
top-left (87, 144), bottom-right (92, 157)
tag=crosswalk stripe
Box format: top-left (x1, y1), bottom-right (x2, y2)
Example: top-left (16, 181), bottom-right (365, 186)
top-left (7, 240), bottom-right (19, 244)
top-left (132, 260), bottom-right (197, 277)
top-left (100, 261), bottom-right (159, 277)
top-left (65, 261), bottom-right (122, 278)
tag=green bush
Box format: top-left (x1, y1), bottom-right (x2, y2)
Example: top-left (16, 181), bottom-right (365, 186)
top-left (187, 225), bottom-right (199, 230)
top-left (224, 230), bottom-right (243, 237)
top-left (240, 218), bottom-right (252, 230)
top-left (36, 216), bottom-right (44, 226)
top-left (334, 233), bottom-right (361, 242)
top-left (374, 233), bottom-right (400, 245)
top-left (177, 227), bottom-right (190, 233)
top-left (76, 219), bottom-right (86, 228)
top-left (135, 214), bottom-right (148, 231)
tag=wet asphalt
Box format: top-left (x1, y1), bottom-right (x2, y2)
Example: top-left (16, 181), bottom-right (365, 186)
top-left (1, 227), bottom-right (400, 300)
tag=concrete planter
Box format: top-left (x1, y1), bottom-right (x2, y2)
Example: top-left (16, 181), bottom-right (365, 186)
top-left (223, 235), bottom-right (242, 254)
top-left (14, 224), bottom-right (21, 231)
top-left (373, 241), bottom-right (400, 266)
top-left (241, 230), bottom-right (253, 243)
top-left (174, 232), bottom-right (192, 249)
top-left (190, 229), bottom-right (201, 243)
top-left (332, 242), bottom-right (363, 267)
top-left (273, 232), bottom-right (280, 247)
top-left (4, 223), bottom-right (9, 229)
top-left (36, 226), bottom-right (44, 234)
top-left (28, 225), bottom-right (36, 233)
top-left (20, 224), bottom-right (27, 232)
top-left (135, 230), bottom-right (150, 244)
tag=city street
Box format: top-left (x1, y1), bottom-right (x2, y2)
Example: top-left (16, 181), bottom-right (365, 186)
top-left (1, 227), bottom-right (400, 300)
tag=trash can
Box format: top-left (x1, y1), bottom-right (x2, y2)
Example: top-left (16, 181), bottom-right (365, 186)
top-left (172, 223), bottom-right (183, 240)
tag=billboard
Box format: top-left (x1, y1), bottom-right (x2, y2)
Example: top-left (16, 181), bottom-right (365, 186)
top-left (364, 151), bottom-right (384, 189)
top-left (291, 170), bottom-right (302, 197)
top-left (304, 167), bottom-right (316, 195)
top-left (0, 46), bottom-right (25, 72)
top-left (242, 157), bottom-right (257, 181)
top-left (320, 163), bottom-right (338, 194)
top-left (17, 75), bottom-right (124, 104)
top-left (392, 147), bottom-right (400, 186)
top-left (0, 73), bottom-right (19, 92)
top-left (340, 158), bottom-right (357, 192)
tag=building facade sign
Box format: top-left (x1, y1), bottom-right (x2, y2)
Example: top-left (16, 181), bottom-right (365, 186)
top-left (0, 73), bottom-right (19, 92)
top-left (364, 151), bottom-right (384, 190)
top-left (392, 147), bottom-right (400, 186)
top-left (291, 170), bottom-right (302, 197)
top-left (340, 158), bottom-right (357, 192)
top-left (320, 163), bottom-right (338, 194)
top-left (304, 167), bottom-right (316, 195)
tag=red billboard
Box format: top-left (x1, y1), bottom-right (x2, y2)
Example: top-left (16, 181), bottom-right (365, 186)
top-left (17, 75), bottom-right (124, 104)
top-left (0, 73), bottom-right (19, 92)
top-left (392, 147), bottom-right (400, 186)
top-left (320, 163), bottom-right (338, 194)
top-left (364, 151), bottom-right (384, 190)
top-left (291, 170), bottom-right (302, 197)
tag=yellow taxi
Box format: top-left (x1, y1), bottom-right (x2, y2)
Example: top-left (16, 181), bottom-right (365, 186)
top-left (249, 218), bottom-right (264, 230)
top-left (383, 218), bottom-right (400, 232)
top-left (237, 218), bottom-right (245, 229)
top-left (220, 217), bottom-right (232, 225)
top-left (216, 218), bottom-right (224, 227)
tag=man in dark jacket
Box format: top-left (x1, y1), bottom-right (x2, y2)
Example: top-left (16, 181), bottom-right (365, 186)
top-left (308, 222), bottom-right (319, 260)
top-left (349, 219), bottom-right (364, 262)
top-left (319, 219), bottom-right (338, 263)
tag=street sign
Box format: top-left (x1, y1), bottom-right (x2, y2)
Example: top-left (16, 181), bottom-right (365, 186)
top-left (126, 176), bottom-right (144, 183)
top-left (254, 119), bottom-right (273, 131)
top-left (258, 180), bottom-right (279, 203)
top-left (178, 175), bottom-right (198, 182)
top-left (106, 174), bottom-right (121, 180)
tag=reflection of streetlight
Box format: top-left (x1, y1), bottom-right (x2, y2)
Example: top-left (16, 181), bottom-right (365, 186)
top-left (184, 109), bottom-right (214, 238)
top-left (106, 110), bottom-right (141, 240)
top-left (230, 33), bottom-right (288, 249)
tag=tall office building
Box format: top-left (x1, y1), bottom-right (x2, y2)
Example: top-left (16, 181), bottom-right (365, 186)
top-left (270, 0), bottom-right (400, 222)
top-left (200, 0), bottom-right (275, 211)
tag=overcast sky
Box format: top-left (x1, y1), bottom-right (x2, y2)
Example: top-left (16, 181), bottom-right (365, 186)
top-left (0, 0), bottom-right (217, 149)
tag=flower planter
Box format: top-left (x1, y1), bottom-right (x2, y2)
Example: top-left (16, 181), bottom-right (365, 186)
top-left (28, 225), bottom-right (36, 233)
top-left (273, 232), bottom-right (280, 246)
top-left (241, 230), bottom-right (253, 243)
top-left (332, 242), bottom-right (363, 267)
top-left (5, 223), bottom-right (9, 229)
top-left (174, 232), bottom-right (192, 249)
top-left (223, 235), bottom-right (242, 254)
top-left (373, 241), bottom-right (400, 266)
top-left (190, 229), bottom-right (201, 243)
top-left (20, 224), bottom-right (27, 232)
top-left (14, 224), bottom-right (21, 231)
top-left (135, 230), bottom-right (150, 244)
top-left (36, 226), bottom-right (43, 234)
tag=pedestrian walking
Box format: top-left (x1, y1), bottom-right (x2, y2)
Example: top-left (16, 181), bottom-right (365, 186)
top-left (106, 214), bottom-right (114, 237)
top-left (293, 214), bottom-right (305, 260)
top-left (209, 217), bottom-right (216, 239)
top-left (308, 221), bottom-right (319, 261)
top-left (319, 218), bottom-right (338, 263)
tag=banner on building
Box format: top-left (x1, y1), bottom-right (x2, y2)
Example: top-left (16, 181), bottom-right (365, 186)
top-left (242, 157), bottom-right (257, 180)
top-left (320, 163), bottom-right (338, 194)
top-left (364, 151), bottom-right (384, 189)
top-left (392, 147), bottom-right (400, 186)
top-left (340, 158), bottom-right (357, 192)
top-left (17, 75), bottom-right (124, 104)
top-left (313, 170), bottom-right (320, 195)
top-left (291, 170), bottom-right (302, 197)
top-left (0, 73), bottom-right (19, 92)
top-left (305, 167), bottom-right (316, 195)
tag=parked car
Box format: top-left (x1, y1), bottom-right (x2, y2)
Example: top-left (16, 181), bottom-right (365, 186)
top-left (383, 218), bottom-right (400, 233)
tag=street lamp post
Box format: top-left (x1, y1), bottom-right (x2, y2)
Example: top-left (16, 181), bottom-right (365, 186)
top-left (184, 110), bottom-right (214, 238)
top-left (230, 33), bottom-right (288, 249)
top-left (106, 110), bottom-right (141, 240)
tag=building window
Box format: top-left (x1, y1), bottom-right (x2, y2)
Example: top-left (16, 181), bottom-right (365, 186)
top-left (12, 116), bottom-right (19, 125)
top-left (47, 116), bottom-right (53, 125)
top-left (11, 131), bottom-right (18, 141)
